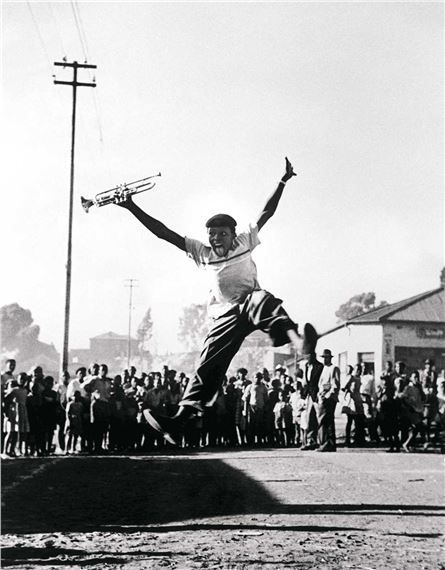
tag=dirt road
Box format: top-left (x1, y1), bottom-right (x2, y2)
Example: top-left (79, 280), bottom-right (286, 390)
top-left (1, 449), bottom-right (444, 569)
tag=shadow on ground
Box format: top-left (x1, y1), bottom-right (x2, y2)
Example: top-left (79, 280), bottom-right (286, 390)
top-left (2, 456), bottom-right (444, 568)
top-left (2, 456), bottom-right (284, 534)
top-left (3, 457), bottom-right (444, 535)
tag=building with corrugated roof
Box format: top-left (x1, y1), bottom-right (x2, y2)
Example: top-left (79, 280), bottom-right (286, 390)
top-left (318, 284), bottom-right (444, 380)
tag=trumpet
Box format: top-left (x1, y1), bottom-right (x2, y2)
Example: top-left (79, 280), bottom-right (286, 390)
top-left (81, 172), bottom-right (161, 213)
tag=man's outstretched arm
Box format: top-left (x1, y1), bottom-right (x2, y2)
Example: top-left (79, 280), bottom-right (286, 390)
top-left (118, 197), bottom-right (186, 252)
top-left (256, 157), bottom-right (296, 231)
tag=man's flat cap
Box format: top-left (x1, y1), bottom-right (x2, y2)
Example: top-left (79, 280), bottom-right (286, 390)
top-left (205, 214), bottom-right (237, 229)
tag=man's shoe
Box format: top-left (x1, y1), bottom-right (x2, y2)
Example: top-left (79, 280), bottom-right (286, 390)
top-left (301, 444), bottom-right (317, 451)
top-left (143, 410), bottom-right (184, 446)
top-left (302, 323), bottom-right (318, 356)
top-left (172, 405), bottom-right (198, 421)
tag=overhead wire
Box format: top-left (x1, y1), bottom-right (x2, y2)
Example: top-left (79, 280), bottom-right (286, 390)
top-left (25, 1), bottom-right (66, 109)
top-left (73, 0), bottom-right (91, 64)
top-left (49, 2), bottom-right (67, 60)
top-left (70, 0), bottom-right (89, 63)
top-left (69, 0), bottom-right (105, 144)
top-left (26, 1), bottom-right (55, 77)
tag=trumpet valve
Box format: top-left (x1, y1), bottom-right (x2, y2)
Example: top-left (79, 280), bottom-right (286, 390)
top-left (114, 185), bottom-right (127, 204)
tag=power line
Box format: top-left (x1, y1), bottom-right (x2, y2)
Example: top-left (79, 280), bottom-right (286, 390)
top-left (26, 1), bottom-right (54, 75)
top-left (70, 0), bottom-right (89, 63)
top-left (49, 2), bottom-right (67, 60)
top-left (69, 1), bottom-right (104, 144)
top-left (73, 0), bottom-right (91, 62)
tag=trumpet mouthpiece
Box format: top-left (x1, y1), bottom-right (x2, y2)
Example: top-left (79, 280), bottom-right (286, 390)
top-left (81, 196), bottom-right (93, 213)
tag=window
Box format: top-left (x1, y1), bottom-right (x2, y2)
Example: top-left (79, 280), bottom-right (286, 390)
top-left (357, 352), bottom-right (375, 374)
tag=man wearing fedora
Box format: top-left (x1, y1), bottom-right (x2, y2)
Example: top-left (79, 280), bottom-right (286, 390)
top-left (420, 358), bottom-right (437, 391)
top-left (317, 349), bottom-right (340, 452)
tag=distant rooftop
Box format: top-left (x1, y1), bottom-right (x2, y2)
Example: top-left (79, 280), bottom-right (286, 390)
top-left (323, 286), bottom-right (444, 336)
top-left (90, 331), bottom-right (137, 341)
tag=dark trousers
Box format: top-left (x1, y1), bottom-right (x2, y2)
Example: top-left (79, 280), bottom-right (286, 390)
top-left (305, 394), bottom-right (319, 446)
top-left (91, 420), bottom-right (108, 452)
top-left (109, 418), bottom-right (125, 450)
top-left (246, 405), bottom-right (266, 443)
top-left (345, 413), bottom-right (366, 445)
top-left (181, 290), bottom-right (296, 411)
top-left (316, 397), bottom-right (337, 450)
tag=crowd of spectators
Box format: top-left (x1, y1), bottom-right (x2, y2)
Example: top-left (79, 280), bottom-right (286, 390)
top-left (1, 355), bottom-right (444, 457)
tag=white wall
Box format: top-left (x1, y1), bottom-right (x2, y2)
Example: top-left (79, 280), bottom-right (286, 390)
top-left (320, 324), bottom-right (383, 382)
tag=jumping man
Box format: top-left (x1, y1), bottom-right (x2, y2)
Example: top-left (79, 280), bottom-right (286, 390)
top-left (118, 157), bottom-right (318, 444)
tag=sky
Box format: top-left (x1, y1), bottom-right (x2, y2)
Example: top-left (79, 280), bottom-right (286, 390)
top-left (2, 1), bottom-right (443, 358)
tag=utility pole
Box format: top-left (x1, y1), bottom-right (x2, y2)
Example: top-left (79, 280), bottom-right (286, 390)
top-left (124, 279), bottom-right (138, 369)
top-left (54, 60), bottom-right (96, 373)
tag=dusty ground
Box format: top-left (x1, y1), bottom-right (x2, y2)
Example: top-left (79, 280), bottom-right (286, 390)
top-left (1, 448), bottom-right (444, 569)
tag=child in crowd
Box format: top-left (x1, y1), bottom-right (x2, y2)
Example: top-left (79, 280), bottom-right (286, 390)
top-left (26, 382), bottom-right (45, 456)
top-left (3, 379), bottom-right (29, 457)
top-left (234, 378), bottom-right (247, 446)
top-left (376, 374), bottom-right (400, 452)
top-left (90, 390), bottom-right (110, 453)
top-left (65, 391), bottom-right (84, 454)
top-left (421, 372), bottom-right (439, 448)
top-left (223, 377), bottom-right (240, 446)
top-left (360, 364), bottom-right (379, 445)
top-left (299, 404), bottom-right (309, 449)
top-left (273, 391), bottom-right (293, 446)
top-left (399, 371), bottom-right (425, 452)
top-left (136, 401), bottom-right (148, 450)
top-left (289, 380), bottom-right (306, 447)
top-left (108, 375), bottom-right (126, 452)
top-left (41, 376), bottom-right (58, 455)
top-left (124, 390), bottom-right (140, 450)
top-left (342, 365), bottom-right (365, 447)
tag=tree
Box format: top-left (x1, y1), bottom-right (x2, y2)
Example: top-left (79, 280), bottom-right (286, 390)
top-left (0, 303), bottom-right (57, 362)
top-left (178, 303), bottom-right (208, 352)
top-left (1, 304), bottom-right (34, 350)
top-left (335, 292), bottom-right (389, 323)
top-left (137, 308), bottom-right (153, 369)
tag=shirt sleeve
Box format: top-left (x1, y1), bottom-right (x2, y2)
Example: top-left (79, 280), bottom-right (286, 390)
top-left (237, 224), bottom-right (261, 252)
top-left (184, 237), bottom-right (210, 268)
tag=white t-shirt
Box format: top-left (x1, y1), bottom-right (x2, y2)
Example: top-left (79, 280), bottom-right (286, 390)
top-left (185, 224), bottom-right (261, 318)
top-left (66, 378), bottom-right (87, 400)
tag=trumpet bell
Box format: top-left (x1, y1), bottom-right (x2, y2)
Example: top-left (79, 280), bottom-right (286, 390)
top-left (81, 196), bottom-right (94, 213)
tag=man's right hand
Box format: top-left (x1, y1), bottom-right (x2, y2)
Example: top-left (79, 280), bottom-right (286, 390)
top-left (116, 193), bottom-right (134, 209)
